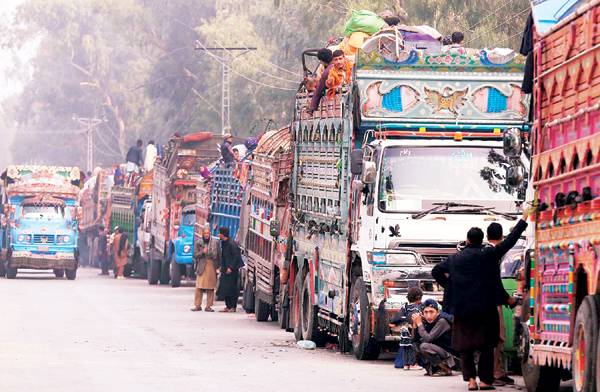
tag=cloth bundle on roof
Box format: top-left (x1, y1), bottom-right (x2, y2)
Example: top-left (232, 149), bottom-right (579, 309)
top-left (182, 131), bottom-right (213, 143)
top-left (344, 9), bottom-right (386, 36)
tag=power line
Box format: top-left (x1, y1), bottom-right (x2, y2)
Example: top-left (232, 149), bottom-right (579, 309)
top-left (247, 50), bottom-right (303, 78)
top-left (195, 40), bottom-right (298, 91)
top-left (214, 40), bottom-right (299, 84)
top-left (466, 8), bottom-right (530, 45)
top-left (467, 0), bottom-right (517, 32)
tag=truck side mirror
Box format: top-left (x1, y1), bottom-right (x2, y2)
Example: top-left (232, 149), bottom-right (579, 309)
top-left (506, 164), bottom-right (524, 187)
top-left (350, 149), bottom-right (363, 176)
top-left (270, 219), bottom-right (281, 238)
top-left (503, 128), bottom-right (522, 158)
top-left (361, 161), bottom-right (377, 184)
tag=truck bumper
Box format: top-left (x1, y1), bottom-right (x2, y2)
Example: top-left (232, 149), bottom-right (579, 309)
top-left (10, 251), bottom-right (78, 270)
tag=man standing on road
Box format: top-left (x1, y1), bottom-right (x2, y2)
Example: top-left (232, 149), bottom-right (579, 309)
top-left (97, 225), bottom-right (109, 276)
top-left (217, 227), bottom-right (242, 312)
top-left (191, 227), bottom-right (220, 312)
top-left (432, 209), bottom-right (529, 391)
top-left (486, 223), bottom-right (516, 387)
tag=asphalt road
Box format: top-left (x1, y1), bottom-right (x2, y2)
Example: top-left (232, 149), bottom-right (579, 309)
top-left (0, 268), bottom-right (567, 392)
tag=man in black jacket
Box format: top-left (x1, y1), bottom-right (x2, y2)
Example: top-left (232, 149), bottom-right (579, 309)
top-left (217, 227), bottom-right (242, 312)
top-left (432, 209), bottom-right (529, 390)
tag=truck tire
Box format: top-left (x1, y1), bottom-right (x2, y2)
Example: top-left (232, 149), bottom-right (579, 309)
top-left (6, 265), bottom-right (17, 279)
top-left (292, 275), bottom-right (303, 341)
top-left (53, 269), bottom-right (65, 278)
top-left (170, 257), bottom-right (181, 288)
top-left (242, 277), bottom-right (255, 313)
top-left (255, 296), bottom-right (270, 322)
top-left (148, 252), bottom-right (160, 285)
top-left (300, 273), bottom-right (327, 347)
top-left (522, 364), bottom-right (561, 392)
top-left (65, 269), bottom-right (77, 280)
top-left (572, 295), bottom-right (599, 392)
top-left (277, 283), bottom-right (289, 330)
top-left (349, 276), bottom-right (380, 360)
top-left (0, 260), bottom-right (6, 277)
top-left (271, 272), bottom-right (280, 322)
top-left (159, 259), bottom-right (170, 285)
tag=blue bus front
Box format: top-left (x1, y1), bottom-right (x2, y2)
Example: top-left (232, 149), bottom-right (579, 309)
top-left (172, 209), bottom-right (195, 265)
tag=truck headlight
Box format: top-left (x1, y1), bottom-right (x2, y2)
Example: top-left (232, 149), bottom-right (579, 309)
top-left (183, 245), bottom-right (191, 253)
top-left (57, 235), bottom-right (71, 243)
top-left (17, 234), bottom-right (25, 243)
top-left (386, 253), bottom-right (418, 265)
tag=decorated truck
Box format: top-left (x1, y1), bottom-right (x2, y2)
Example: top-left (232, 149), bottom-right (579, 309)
top-left (1, 165), bottom-right (81, 279)
top-left (108, 170), bottom-right (153, 278)
top-left (148, 132), bottom-right (219, 287)
top-left (280, 28), bottom-right (531, 359)
top-left (78, 167), bottom-right (113, 267)
top-left (240, 127), bottom-right (293, 323)
top-left (518, 2), bottom-right (600, 392)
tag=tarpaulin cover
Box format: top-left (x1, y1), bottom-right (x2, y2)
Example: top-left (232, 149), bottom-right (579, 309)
top-left (182, 131), bottom-right (213, 143)
top-left (344, 9), bottom-right (386, 36)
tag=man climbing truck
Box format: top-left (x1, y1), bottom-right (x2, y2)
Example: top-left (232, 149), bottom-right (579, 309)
top-left (1, 165), bottom-right (81, 280)
top-left (518, 2), bottom-right (600, 392)
top-left (281, 26), bottom-right (531, 360)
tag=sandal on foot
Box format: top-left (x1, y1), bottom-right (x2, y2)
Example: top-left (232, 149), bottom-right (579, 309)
top-left (204, 308), bottom-right (214, 312)
top-left (190, 307), bottom-right (202, 312)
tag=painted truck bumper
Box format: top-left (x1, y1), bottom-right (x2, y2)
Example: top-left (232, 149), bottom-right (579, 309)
top-left (10, 250), bottom-right (77, 270)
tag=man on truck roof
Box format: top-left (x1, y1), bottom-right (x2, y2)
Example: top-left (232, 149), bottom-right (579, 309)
top-left (308, 49), bottom-right (349, 114)
top-left (220, 134), bottom-right (237, 165)
top-left (125, 139), bottom-right (144, 173)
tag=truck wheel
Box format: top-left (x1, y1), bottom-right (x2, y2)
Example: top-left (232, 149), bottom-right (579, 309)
top-left (572, 295), bottom-right (599, 392)
top-left (349, 276), bottom-right (380, 360)
top-left (148, 252), bottom-right (159, 285)
top-left (123, 264), bottom-right (132, 278)
top-left (270, 301), bottom-right (278, 322)
top-left (300, 273), bottom-right (327, 347)
top-left (522, 364), bottom-right (560, 392)
top-left (292, 275), bottom-right (303, 341)
top-left (65, 269), bottom-right (77, 280)
top-left (242, 277), bottom-right (255, 313)
top-left (6, 265), bottom-right (17, 279)
top-left (277, 284), bottom-right (289, 329)
top-left (271, 272), bottom-right (280, 322)
top-left (53, 269), bottom-right (65, 278)
top-left (255, 295), bottom-right (270, 322)
top-left (170, 257), bottom-right (181, 288)
top-left (159, 259), bottom-right (170, 285)
top-left (0, 260), bottom-right (6, 277)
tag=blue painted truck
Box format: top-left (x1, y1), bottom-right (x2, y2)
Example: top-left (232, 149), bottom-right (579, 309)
top-left (1, 165), bottom-right (81, 280)
top-left (148, 132), bottom-right (220, 287)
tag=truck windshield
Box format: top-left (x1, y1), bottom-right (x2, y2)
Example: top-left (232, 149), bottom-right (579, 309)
top-left (22, 205), bottom-right (65, 219)
top-left (181, 211), bottom-right (195, 226)
top-left (378, 146), bottom-right (525, 212)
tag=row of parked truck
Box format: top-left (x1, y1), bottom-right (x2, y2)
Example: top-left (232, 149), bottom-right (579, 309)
top-left (0, 2), bottom-right (598, 391)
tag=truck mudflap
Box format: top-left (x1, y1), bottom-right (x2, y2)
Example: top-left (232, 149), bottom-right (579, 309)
top-left (10, 251), bottom-right (77, 270)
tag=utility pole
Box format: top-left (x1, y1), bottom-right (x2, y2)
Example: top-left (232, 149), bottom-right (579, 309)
top-left (195, 44), bottom-right (257, 135)
top-left (72, 116), bottom-right (105, 174)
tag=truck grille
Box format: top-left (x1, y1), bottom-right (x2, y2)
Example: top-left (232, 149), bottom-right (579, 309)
top-left (34, 234), bottom-right (56, 244)
top-left (421, 254), bottom-right (448, 264)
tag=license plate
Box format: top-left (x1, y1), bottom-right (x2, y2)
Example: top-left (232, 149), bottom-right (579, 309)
top-left (38, 246), bottom-right (49, 252)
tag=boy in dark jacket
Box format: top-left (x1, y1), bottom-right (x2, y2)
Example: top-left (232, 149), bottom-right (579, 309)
top-left (413, 299), bottom-right (455, 377)
top-left (390, 287), bottom-right (423, 369)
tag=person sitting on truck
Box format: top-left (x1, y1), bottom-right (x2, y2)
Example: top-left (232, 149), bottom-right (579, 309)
top-left (307, 49), bottom-right (346, 114)
top-left (112, 227), bottom-right (128, 280)
top-left (442, 31), bottom-right (466, 55)
top-left (191, 226), bottom-right (220, 312)
top-left (220, 134), bottom-right (237, 165)
top-left (217, 227), bottom-right (243, 312)
top-left (125, 139), bottom-right (144, 173)
top-left (413, 299), bottom-right (455, 377)
top-left (432, 208), bottom-right (529, 391)
top-left (486, 223), bottom-right (515, 387)
top-left (390, 286), bottom-right (424, 370)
